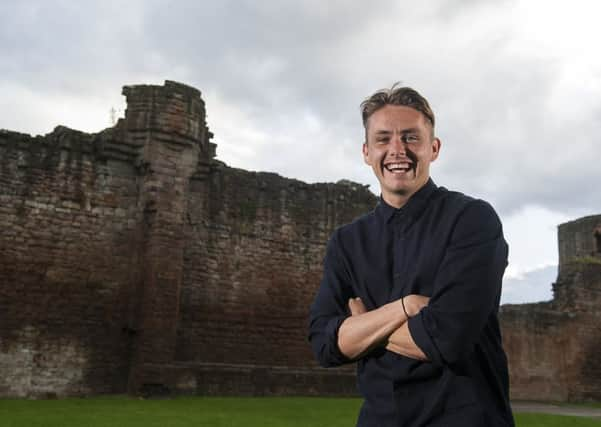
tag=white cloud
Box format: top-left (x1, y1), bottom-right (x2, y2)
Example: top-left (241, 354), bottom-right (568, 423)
top-left (0, 81), bottom-right (125, 135)
top-left (502, 204), bottom-right (570, 278)
top-left (501, 264), bottom-right (556, 305)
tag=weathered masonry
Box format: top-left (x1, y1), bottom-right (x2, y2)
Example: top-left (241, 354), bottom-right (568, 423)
top-left (0, 81), bottom-right (373, 397)
top-left (1, 81), bottom-right (600, 401)
top-left (500, 215), bottom-right (601, 402)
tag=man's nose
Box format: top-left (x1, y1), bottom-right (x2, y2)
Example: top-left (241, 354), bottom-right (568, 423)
top-left (390, 136), bottom-right (407, 155)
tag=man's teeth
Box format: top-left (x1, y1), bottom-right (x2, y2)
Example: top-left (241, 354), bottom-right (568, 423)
top-left (384, 163), bottom-right (412, 172)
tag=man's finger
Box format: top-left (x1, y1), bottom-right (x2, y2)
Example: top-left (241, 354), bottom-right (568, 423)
top-left (349, 297), bottom-right (367, 316)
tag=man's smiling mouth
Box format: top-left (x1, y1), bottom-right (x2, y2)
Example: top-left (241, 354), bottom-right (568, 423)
top-left (383, 162), bottom-right (413, 174)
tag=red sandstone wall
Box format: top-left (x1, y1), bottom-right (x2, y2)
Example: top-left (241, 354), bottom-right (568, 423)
top-left (0, 127), bottom-right (140, 397)
top-left (0, 81), bottom-right (372, 397)
top-left (174, 166), bottom-right (374, 394)
top-left (500, 304), bottom-right (577, 401)
top-left (500, 262), bottom-right (601, 402)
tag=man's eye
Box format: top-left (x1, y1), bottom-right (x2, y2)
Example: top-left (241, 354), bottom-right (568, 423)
top-left (402, 135), bottom-right (419, 143)
top-left (376, 139), bottom-right (388, 144)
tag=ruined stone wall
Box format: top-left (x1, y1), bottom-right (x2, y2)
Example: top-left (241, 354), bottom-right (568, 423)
top-left (558, 215), bottom-right (601, 268)
top-left (500, 215), bottom-right (601, 402)
top-left (173, 167), bottom-right (372, 395)
top-left (0, 126), bottom-right (140, 397)
top-left (0, 80), bottom-right (374, 397)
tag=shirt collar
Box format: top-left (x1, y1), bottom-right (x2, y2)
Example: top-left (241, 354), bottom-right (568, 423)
top-left (375, 178), bottom-right (438, 223)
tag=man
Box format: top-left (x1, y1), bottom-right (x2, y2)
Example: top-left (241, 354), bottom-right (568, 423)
top-left (308, 84), bottom-right (514, 426)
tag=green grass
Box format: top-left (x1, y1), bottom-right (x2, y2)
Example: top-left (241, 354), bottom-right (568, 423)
top-left (516, 413), bottom-right (601, 426)
top-left (0, 397), bottom-right (600, 427)
top-left (0, 397), bottom-right (360, 427)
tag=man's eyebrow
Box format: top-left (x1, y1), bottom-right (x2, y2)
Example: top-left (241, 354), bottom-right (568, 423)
top-left (374, 128), bottom-right (420, 134)
top-left (400, 128), bottom-right (420, 133)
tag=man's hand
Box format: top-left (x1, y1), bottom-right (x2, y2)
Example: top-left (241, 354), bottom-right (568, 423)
top-left (348, 297), bottom-right (367, 316)
top-left (402, 295), bottom-right (430, 317)
top-left (386, 295), bottom-right (430, 360)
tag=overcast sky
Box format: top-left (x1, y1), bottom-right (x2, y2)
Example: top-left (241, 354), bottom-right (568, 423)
top-left (1, 0), bottom-right (600, 304)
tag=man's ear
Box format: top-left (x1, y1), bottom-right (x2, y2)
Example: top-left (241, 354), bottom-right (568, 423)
top-left (362, 142), bottom-right (371, 165)
top-left (430, 137), bottom-right (441, 162)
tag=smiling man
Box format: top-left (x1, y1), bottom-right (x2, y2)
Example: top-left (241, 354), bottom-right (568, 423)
top-left (308, 84), bottom-right (514, 426)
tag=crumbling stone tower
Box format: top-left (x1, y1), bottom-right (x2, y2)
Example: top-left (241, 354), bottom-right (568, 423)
top-left (0, 81), bottom-right (216, 396)
top-left (500, 214), bottom-right (601, 401)
top-left (118, 82), bottom-right (215, 394)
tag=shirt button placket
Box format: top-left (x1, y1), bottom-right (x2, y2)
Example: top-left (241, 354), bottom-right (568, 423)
top-left (393, 213), bottom-right (404, 290)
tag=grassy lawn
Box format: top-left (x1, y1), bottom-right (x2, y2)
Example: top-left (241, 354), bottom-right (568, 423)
top-left (1, 396), bottom-right (600, 427)
top-left (516, 413), bottom-right (601, 427)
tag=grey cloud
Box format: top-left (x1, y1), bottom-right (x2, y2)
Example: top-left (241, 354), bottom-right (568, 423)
top-left (0, 1), bottom-right (151, 96)
top-left (1, 0), bottom-right (600, 218)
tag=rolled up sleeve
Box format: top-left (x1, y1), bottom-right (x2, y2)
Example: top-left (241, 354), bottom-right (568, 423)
top-left (308, 232), bottom-right (354, 368)
top-left (408, 200), bottom-right (508, 366)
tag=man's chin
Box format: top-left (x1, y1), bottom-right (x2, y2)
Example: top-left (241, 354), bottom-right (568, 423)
top-left (381, 185), bottom-right (411, 196)
top-left (381, 169), bottom-right (417, 183)
top-left (383, 179), bottom-right (414, 194)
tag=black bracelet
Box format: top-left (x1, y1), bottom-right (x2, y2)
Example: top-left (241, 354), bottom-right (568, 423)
top-left (401, 297), bottom-right (410, 318)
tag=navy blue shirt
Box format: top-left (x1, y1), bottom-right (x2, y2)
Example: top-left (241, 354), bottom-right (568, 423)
top-left (308, 179), bottom-right (514, 427)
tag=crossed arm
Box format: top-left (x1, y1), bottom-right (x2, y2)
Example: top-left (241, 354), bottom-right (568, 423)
top-left (337, 295), bottom-right (429, 361)
top-left (310, 201), bottom-right (507, 368)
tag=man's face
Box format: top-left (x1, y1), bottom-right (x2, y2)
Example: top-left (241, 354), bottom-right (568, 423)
top-left (362, 105), bottom-right (440, 208)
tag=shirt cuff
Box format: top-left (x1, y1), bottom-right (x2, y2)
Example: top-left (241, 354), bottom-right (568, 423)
top-left (407, 307), bottom-right (443, 366)
top-left (325, 315), bottom-right (352, 366)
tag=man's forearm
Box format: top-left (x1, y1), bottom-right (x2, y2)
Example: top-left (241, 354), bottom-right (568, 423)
top-left (337, 298), bottom-right (407, 359)
top-left (338, 295), bottom-right (428, 360)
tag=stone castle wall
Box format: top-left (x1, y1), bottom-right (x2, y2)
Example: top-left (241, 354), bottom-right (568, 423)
top-left (1, 80), bottom-right (600, 401)
top-left (0, 125), bottom-right (140, 396)
top-left (500, 215), bottom-right (601, 402)
top-left (0, 81), bottom-right (371, 397)
top-left (174, 166), bottom-right (369, 395)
